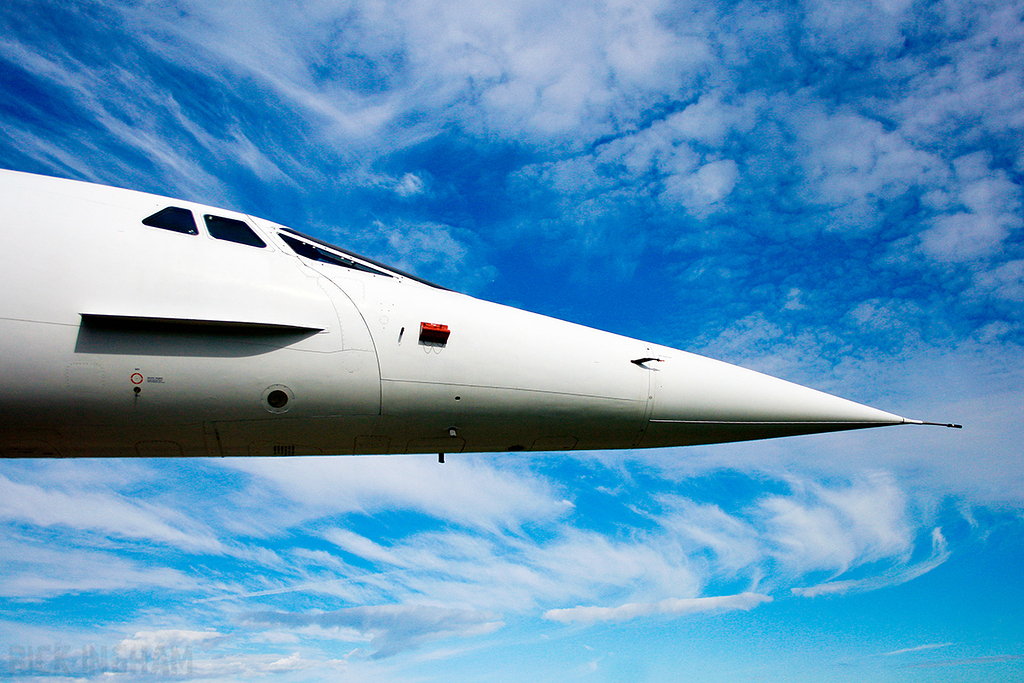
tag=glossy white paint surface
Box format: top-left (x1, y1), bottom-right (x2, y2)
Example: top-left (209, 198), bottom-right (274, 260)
top-left (0, 170), bottom-right (914, 457)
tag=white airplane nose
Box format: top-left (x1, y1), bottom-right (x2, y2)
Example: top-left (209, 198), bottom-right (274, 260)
top-left (637, 351), bottom-right (908, 447)
top-left (0, 170), bottom-right (960, 457)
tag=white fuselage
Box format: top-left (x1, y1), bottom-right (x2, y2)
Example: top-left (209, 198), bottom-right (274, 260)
top-left (0, 170), bottom-right (910, 457)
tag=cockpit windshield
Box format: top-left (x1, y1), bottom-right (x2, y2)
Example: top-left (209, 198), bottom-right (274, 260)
top-left (277, 227), bottom-right (449, 290)
top-left (279, 232), bottom-right (391, 277)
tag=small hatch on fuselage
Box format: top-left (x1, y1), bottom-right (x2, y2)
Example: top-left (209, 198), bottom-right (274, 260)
top-left (142, 207), bottom-right (198, 235)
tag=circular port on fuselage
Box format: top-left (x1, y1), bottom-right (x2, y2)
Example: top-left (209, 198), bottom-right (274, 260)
top-left (262, 385), bottom-right (294, 414)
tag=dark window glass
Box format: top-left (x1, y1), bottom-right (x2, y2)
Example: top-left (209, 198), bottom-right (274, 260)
top-left (204, 215), bottom-right (266, 248)
top-left (280, 227), bottom-right (447, 290)
top-left (279, 233), bottom-right (391, 277)
top-left (142, 207), bottom-right (197, 235)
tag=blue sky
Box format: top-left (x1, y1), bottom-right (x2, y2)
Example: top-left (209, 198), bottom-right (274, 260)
top-left (1, 0), bottom-right (1023, 680)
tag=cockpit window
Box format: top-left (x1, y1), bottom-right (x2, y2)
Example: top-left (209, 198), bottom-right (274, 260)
top-left (142, 207), bottom-right (198, 235)
top-left (204, 215), bottom-right (266, 248)
top-left (278, 227), bottom-right (449, 290)
top-left (279, 232), bottom-right (392, 278)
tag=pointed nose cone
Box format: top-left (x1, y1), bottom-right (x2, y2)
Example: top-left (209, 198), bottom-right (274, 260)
top-left (638, 351), bottom-right (906, 448)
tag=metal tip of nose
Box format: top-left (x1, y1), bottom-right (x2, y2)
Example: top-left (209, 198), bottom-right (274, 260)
top-left (905, 419), bottom-right (963, 429)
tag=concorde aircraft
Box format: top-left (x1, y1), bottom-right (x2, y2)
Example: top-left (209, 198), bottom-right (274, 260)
top-left (0, 169), bottom-right (958, 458)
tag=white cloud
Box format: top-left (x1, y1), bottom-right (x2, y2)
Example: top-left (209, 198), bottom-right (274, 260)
top-left (896, 4), bottom-right (1024, 151)
top-left (117, 629), bottom-right (224, 652)
top-left (970, 260), bottom-right (1024, 302)
top-left (394, 172), bottom-right (426, 197)
top-left (759, 473), bottom-right (912, 575)
top-left (662, 94), bottom-right (757, 147)
top-left (209, 464), bottom-right (935, 624)
top-left (0, 539), bottom-right (198, 598)
top-left (378, 220), bottom-right (468, 274)
top-left (0, 474), bottom-right (225, 553)
top-left (792, 527), bottom-right (949, 597)
top-left (220, 456), bottom-right (567, 533)
top-left (417, 0), bottom-right (708, 141)
top-left (920, 212), bottom-right (1009, 262)
top-left (883, 642), bottom-right (954, 656)
top-left (654, 497), bottom-right (763, 575)
top-left (661, 159), bottom-right (739, 217)
top-left (326, 529), bottom-right (404, 567)
top-left (795, 110), bottom-right (948, 233)
top-left (176, 650), bottom-right (351, 680)
top-left (527, 529), bottom-right (704, 606)
top-left (802, 0), bottom-right (911, 54)
top-left (543, 591), bottom-right (771, 624)
top-left (319, 218), bottom-right (499, 292)
top-left (240, 604), bottom-right (503, 658)
top-left (105, 0), bottom-right (710, 150)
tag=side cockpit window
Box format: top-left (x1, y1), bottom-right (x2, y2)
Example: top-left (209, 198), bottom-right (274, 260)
top-left (279, 232), bottom-right (391, 277)
top-left (204, 214), bottom-right (266, 248)
top-left (142, 207), bottom-right (198, 235)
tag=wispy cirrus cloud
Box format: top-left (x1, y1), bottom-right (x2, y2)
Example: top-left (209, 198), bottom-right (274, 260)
top-left (543, 591), bottom-right (771, 624)
top-left (882, 642), bottom-right (954, 657)
top-left (758, 472), bottom-right (914, 576)
top-left (0, 473), bottom-right (225, 553)
top-left (206, 462), bottom-right (937, 627)
top-left (219, 455), bottom-right (570, 533)
top-left (241, 605), bottom-right (502, 659)
top-left (0, 538), bottom-right (199, 598)
top-left (792, 527), bottom-right (949, 597)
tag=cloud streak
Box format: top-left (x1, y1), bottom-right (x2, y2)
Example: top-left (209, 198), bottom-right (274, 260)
top-left (0, 473), bottom-right (225, 553)
top-left (543, 591), bottom-right (771, 624)
top-left (792, 527), bottom-right (950, 598)
top-left (241, 604), bottom-right (503, 658)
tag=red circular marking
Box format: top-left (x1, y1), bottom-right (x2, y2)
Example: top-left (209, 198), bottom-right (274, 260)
top-left (130, 373), bottom-right (144, 385)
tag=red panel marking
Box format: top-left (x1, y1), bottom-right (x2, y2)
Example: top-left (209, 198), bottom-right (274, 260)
top-left (419, 322), bottom-right (451, 344)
